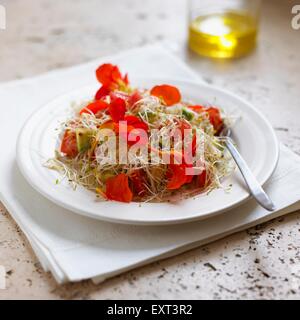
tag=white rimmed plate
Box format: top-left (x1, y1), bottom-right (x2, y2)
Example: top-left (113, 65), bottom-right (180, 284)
top-left (16, 78), bottom-right (279, 225)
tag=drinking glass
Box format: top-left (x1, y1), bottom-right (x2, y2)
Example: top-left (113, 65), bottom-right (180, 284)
top-left (188, 0), bottom-right (261, 58)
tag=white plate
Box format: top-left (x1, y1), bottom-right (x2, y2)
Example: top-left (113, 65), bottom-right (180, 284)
top-left (16, 78), bottom-right (279, 225)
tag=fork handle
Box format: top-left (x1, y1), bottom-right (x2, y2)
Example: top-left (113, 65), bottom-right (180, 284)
top-left (224, 138), bottom-right (276, 211)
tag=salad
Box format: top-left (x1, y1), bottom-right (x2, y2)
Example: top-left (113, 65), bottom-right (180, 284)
top-left (46, 63), bottom-right (235, 203)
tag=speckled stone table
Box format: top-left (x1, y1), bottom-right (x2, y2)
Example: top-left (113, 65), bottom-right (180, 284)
top-left (0, 0), bottom-right (299, 299)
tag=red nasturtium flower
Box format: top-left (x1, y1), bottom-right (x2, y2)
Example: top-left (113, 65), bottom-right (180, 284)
top-left (96, 89), bottom-right (149, 146)
top-left (95, 63), bottom-right (129, 100)
top-left (95, 85), bottom-right (110, 100)
top-left (166, 163), bottom-right (193, 190)
top-left (124, 115), bottom-right (149, 131)
top-left (125, 115), bottom-right (149, 146)
top-left (130, 169), bottom-right (147, 197)
top-left (80, 100), bottom-right (109, 115)
top-left (128, 91), bottom-right (143, 109)
top-left (188, 105), bottom-right (223, 133)
top-left (106, 173), bottom-right (133, 203)
top-left (150, 84), bottom-right (181, 106)
top-left (117, 115), bottom-right (149, 146)
top-left (109, 96), bottom-right (126, 123)
top-left (205, 107), bottom-right (223, 133)
top-left (60, 130), bottom-right (78, 158)
top-left (197, 169), bottom-right (208, 188)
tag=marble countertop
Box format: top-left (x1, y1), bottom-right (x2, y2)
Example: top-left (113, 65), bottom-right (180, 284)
top-left (0, 0), bottom-right (299, 299)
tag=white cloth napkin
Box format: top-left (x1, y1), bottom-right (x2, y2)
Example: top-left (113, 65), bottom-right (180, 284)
top-left (1, 44), bottom-right (300, 284)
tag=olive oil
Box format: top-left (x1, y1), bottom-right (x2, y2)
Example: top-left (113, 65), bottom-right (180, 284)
top-left (188, 11), bottom-right (258, 58)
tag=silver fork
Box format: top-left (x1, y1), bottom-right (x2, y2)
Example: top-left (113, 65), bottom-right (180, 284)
top-left (220, 127), bottom-right (276, 211)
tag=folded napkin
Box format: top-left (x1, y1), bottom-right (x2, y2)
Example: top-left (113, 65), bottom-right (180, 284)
top-left (1, 44), bottom-right (300, 284)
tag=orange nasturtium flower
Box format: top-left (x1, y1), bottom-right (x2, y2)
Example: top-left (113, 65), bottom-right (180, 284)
top-left (150, 84), bottom-right (181, 106)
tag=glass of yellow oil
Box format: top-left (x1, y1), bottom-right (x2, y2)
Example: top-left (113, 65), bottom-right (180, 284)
top-left (188, 0), bottom-right (261, 59)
